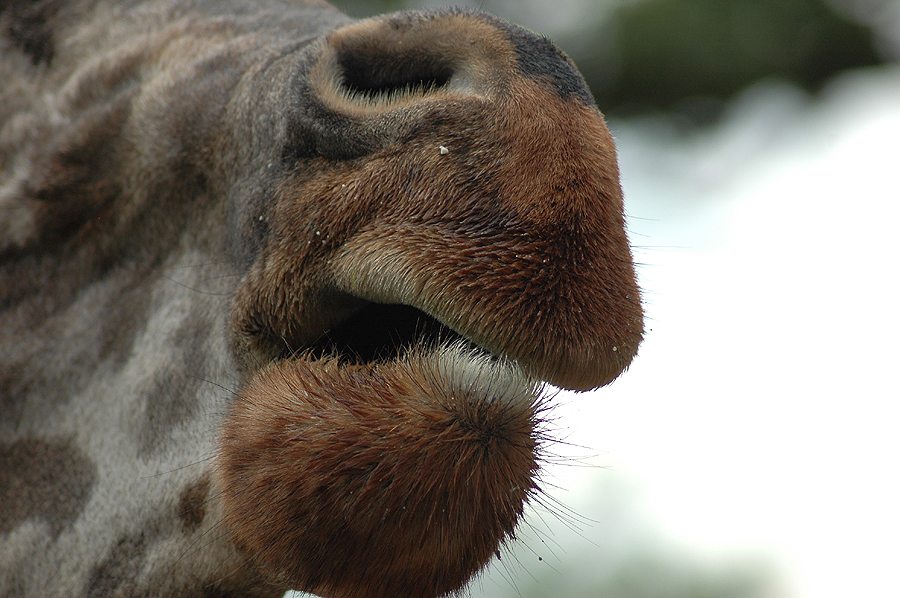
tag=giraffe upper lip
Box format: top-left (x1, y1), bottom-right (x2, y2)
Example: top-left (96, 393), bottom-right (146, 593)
top-left (324, 226), bottom-right (643, 392)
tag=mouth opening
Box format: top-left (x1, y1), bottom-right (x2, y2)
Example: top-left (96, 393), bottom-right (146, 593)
top-left (299, 302), bottom-right (472, 365)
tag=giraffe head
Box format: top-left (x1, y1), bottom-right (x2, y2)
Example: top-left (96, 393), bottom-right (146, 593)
top-left (0, 4), bottom-right (641, 597)
top-left (218, 9), bottom-right (642, 598)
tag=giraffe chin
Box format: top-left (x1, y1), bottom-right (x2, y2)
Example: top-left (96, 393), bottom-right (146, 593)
top-left (217, 342), bottom-right (542, 598)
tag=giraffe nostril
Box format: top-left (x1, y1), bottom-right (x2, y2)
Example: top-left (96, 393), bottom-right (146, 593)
top-left (335, 45), bottom-right (453, 101)
top-left (318, 10), bottom-right (516, 111)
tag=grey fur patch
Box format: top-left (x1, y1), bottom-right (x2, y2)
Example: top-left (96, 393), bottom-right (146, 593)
top-left (84, 531), bottom-right (146, 598)
top-left (97, 269), bottom-right (160, 367)
top-left (0, 437), bottom-right (96, 537)
top-left (138, 307), bottom-right (214, 457)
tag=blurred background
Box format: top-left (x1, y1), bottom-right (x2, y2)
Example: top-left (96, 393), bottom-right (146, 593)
top-left (290, 1), bottom-right (900, 597)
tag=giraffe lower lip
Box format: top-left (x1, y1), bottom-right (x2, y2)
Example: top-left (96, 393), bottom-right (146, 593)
top-left (217, 342), bottom-right (543, 598)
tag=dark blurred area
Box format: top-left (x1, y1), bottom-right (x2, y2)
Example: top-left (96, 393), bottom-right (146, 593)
top-left (577, 0), bottom-right (885, 123)
top-left (333, 0), bottom-right (896, 125)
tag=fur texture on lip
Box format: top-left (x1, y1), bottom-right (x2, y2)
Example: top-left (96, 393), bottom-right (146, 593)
top-left (217, 343), bottom-right (542, 598)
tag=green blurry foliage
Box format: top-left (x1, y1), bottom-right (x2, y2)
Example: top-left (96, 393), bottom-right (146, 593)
top-left (581, 0), bottom-right (882, 121)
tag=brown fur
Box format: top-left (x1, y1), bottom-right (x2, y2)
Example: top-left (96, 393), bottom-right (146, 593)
top-left (1, 2), bottom-right (642, 597)
top-left (219, 346), bottom-right (539, 598)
